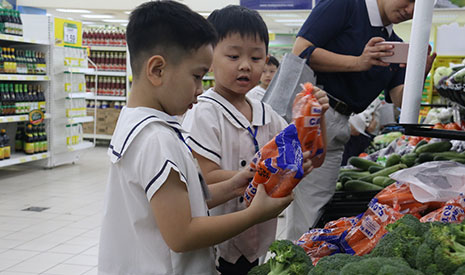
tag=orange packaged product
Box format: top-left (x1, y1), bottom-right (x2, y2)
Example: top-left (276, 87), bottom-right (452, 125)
top-left (244, 124), bottom-right (304, 206)
top-left (340, 201), bottom-right (403, 256)
top-left (243, 82), bottom-right (325, 205)
top-left (292, 82), bottom-right (325, 157)
top-left (374, 182), bottom-right (417, 209)
top-left (420, 194), bottom-right (465, 224)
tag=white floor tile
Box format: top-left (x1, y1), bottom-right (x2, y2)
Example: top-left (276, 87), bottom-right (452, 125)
top-left (0, 272), bottom-right (38, 275)
top-left (64, 254), bottom-right (97, 266)
top-left (41, 264), bottom-right (93, 275)
top-left (0, 249), bottom-right (39, 261)
top-left (0, 258), bottom-right (24, 272)
top-left (80, 245), bottom-right (98, 257)
top-left (81, 267), bottom-right (97, 275)
top-left (0, 239), bottom-right (25, 250)
top-left (5, 252), bottom-right (73, 274)
top-left (48, 244), bottom-right (90, 255)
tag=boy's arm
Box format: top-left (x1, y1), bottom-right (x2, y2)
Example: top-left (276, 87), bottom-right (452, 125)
top-left (151, 169), bottom-right (291, 253)
top-left (193, 151), bottom-right (250, 209)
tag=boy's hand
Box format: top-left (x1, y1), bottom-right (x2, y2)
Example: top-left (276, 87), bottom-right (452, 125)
top-left (230, 168), bottom-right (255, 197)
top-left (302, 151), bottom-right (314, 176)
top-left (313, 87), bottom-right (329, 115)
top-left (248, 184), bottom-right (293, 224)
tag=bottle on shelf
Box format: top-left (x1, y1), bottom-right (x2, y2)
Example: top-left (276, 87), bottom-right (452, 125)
top-left (24, 123), bottom-right (34, 155)
top-left (15, 123), bottom-right (23, 152)
top-left (0, 130), bottom-right (4, 161)
top-left (0, 129), bottom-right (10, 159)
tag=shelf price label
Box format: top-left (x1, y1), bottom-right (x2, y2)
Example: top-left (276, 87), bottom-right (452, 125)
top-left (64, 23), bottom-right (78, 45)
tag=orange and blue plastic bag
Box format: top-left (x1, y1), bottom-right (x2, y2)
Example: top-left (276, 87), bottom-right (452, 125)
top-left (243, 83), bottom-right (325, 205)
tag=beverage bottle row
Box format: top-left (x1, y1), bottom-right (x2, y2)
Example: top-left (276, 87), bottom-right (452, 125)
top-left (82, 27), bottom-right (126, 47)
top-left (87, 100), bottom-right (125, 109)
top-left (0, 128), bottom-right (10, 160)
top-left (0, 83), bottom-right (46, 116)
top-left (0, 47), bottom-right (47, 74)
top-left (0, 9), bottom-right (23, 36)
top-left (15, 122), bottom-right (48, 155)
top-left (86, 76), bottom-right (126, 96)
top-left (89, 51), bottom-right (126, 72)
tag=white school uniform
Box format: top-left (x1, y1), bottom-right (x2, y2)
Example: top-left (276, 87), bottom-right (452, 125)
top-left (182, 88), bottom-right (288, 264)
top-left (98, 107), bottom-right (216, 275)
top-left (247, 85), bottom-right (267, 101)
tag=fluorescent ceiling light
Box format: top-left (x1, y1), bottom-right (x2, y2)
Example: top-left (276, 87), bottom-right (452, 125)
top-left (82, 21), bottom-right (98, 25)
top-left (102, 19), bottom-right (129, 23)
top-left (274, 19), bottom-right (305, 23)
top-left (121, 23), bottom-right (128, 27)
top-left (284, 23), bottom-right (303, 26)
top-left (199, 12), bottom-right (210, 16)
top-left (82, 14), bottom-right (114, 19)
top-left (124, 11), bottom-right (131, 14)
top-left (56, 9), bottom-right (91, 13)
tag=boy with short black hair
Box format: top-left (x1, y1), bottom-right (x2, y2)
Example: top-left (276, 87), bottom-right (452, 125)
top-left (182, 5), bottom-right (328, 274)
top-left (98, 2), bottom-right (293, 274)
top-left (248, 55), bottom-right (280, 101)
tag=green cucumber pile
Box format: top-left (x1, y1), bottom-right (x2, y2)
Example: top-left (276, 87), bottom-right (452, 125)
top-left (337, 140), bottom-right (465, 192)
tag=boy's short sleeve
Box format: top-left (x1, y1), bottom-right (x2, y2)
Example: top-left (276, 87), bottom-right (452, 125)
top-left (134, 126), bottom-right (190, 201)
top-left (297, 0), bottom-right (351, 47)
top-left (183, 104), bottom-right (222, 165)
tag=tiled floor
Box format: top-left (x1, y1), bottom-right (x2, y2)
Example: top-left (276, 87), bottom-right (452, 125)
top-left (0, 145), bottom-right (287, 274)
top-left (0, 146), bottom-right (108, 275)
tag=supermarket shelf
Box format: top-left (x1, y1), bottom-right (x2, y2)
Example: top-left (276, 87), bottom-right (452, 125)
top-left (64, 67), bottom-right (95, 74)
top-left (0, 74), bottom-right (50, 81)
top-left (83, 133), bottom-right (112, 140)
top-left (0, 113), bottom-right (51, 124)
top-left (84, 93), bottom-right (126, 101)
top-left (67, 116), bottom-right (94, 124)
top-left (68, 141), bottom-right (94, 152)
top-left (86, 71), bottom-right (126, 77)
top-left (89, 46), bottom-right (127, 52)
top-left (67, 93), bottom-right (88, 99)
top-left (0, 152), bottom-right (50, 168)
top-left (0, 33), bottom-right (50, 45)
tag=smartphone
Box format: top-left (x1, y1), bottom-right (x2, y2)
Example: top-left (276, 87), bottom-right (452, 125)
top-left (377, 41), bottom-right (409, 64)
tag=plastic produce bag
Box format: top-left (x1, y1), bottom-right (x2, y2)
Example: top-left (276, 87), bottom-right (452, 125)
top-left (243, 83), bottom-right (324, 205)
top-left (389, 161), bottom-right (465, 203)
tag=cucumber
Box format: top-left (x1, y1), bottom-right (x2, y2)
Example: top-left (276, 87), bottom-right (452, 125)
top-left (345, 180), bottom-right (383, 191)
top-left (386, 154), bottom-right (401, 167)
top-left (368, 165), bottom-right (385, 174)
top-left (338, 171), bottom-right (370, 180)
top-left (415, 141), bottom-right (452, 154)
top-left (432, 151), bottom-right (465, 160)
top-left (401, 153), bottom-right (417, 167)
top-left (372, 176), bottom-right (395, 187)
top-left (418, 152), bottom-right (435, 163)
top-left (359, 163), bottom-right (407, 183)
top-left (349, 157), bottom-right (383, 171)
top-left (339, 168), bottom-right (363, 173)
top-left (336, 182), bottom-right (343, 191)
top-left (413, 139), bottom-right (428, 153)
top-left (433, 155), bottom-right (449, 161)
top-left (340, 176), bottom-right (353, 185)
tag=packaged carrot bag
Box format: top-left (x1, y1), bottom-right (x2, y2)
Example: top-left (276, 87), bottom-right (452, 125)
top-left (243, 83), bottom-right (325, 205)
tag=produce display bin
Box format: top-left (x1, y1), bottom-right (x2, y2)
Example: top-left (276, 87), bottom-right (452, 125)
top-left (311, 190), bottom-right (379, 229)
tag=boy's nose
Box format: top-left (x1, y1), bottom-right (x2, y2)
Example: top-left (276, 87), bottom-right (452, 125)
top-left (238, 60), bottom-right (251, 71)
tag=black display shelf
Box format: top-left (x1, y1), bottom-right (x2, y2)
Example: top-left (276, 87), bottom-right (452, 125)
top-left (383, 123), bottom-right (465, 141)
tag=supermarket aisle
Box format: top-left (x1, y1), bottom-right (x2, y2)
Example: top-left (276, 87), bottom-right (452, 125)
top-left (0, 146), bottom-right (287, 274)
top-left (0, 146), bottom-right (109, 275)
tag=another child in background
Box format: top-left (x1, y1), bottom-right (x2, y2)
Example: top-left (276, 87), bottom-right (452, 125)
top-left (98, 2), bottom-right (294, 274)
top-left (247, 55), bottom-right (280, 101)
top-left (182, 5), bottom-right (328, 275)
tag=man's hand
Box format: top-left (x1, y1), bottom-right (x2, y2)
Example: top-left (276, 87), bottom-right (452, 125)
top-left (313, 87), bottom-right (329, 115)
top-left (356, 37), bottom-right (393, 71)
top-left (425, 45), bottom-right (437, 78)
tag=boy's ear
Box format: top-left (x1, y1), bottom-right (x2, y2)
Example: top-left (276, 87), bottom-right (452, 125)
top-left (265, 55), bottom-right (270, 64)
top-left (146, 55), bottom-right (166, 87)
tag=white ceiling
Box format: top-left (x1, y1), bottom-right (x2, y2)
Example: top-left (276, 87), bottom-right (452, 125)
top-left (17, 0), bottom-right (310, 34)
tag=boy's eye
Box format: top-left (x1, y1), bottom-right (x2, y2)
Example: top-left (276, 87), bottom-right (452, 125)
top-left (193, 75), bottom-right (202, 80)
top-left (227, 55), bottom-right (239, 60)
top-left (252, 57), bottom-right (262, 61)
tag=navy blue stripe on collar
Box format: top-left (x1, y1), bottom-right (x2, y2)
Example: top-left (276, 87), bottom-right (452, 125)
top-left (261, 101), bottom-right (265, 125)
top-left (145, 160), bottom-right (186, 194)
top-left (186, 136), bottom-right (221, 160)
top-left (110, 115), bottom-right (182, 159)
top-left (199, 95), bottom-right (246, 129)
